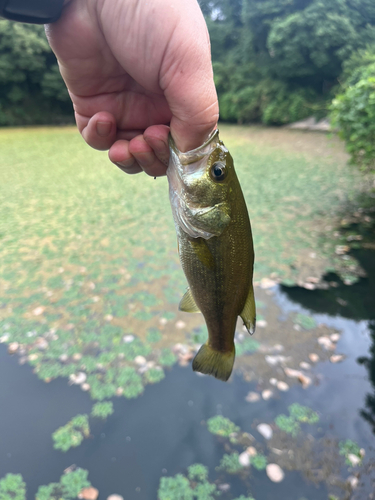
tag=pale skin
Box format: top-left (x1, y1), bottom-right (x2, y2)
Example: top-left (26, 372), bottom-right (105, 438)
top-left (45, 0), bottom-right (219, 177)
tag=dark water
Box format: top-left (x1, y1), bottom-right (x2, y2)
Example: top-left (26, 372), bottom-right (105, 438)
top-left (1, 273), bottom-right (374, 498)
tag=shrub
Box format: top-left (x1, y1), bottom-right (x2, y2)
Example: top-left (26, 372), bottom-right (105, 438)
top-left (331, 73), bottom-right (375, 172)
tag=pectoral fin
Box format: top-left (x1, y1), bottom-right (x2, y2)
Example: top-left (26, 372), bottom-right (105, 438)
top-left (179, 288), bottom-right (200, 313)
top-left (240, 284), bottom-right (256, 335)
top-left (190, 238), bottom-right (216, 270)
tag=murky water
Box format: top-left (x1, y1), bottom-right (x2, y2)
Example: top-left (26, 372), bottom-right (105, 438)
top-left (1, 272), bottom-right (374, 499)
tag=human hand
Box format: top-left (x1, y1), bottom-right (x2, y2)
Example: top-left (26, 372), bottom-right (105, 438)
top-left (45, 0), bottom-right (218, 176)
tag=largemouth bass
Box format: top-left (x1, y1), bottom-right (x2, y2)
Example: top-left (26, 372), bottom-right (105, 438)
top-left (167, 129), bottom-right (256, 381)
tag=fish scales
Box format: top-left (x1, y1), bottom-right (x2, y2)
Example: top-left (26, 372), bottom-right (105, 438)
top-left (167, 129), bottom-right (256, 381)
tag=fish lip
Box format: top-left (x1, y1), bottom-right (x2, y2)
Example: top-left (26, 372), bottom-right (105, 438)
top-left (168, 129), bottom-right (220, 165)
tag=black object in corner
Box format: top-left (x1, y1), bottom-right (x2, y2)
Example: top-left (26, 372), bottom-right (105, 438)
top-left (0, 0), bottom-right (65, 24)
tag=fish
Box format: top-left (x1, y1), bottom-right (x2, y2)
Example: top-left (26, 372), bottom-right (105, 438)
top-left (167, 129), bottom-right (256, 381)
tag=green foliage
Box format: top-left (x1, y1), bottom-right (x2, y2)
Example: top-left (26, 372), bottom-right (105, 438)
top-left (187, 464), bottom-right (209, 482)
top-left (0, 21), bottom-right (72, 125)
top-left (275, 403), bottom-right (319, 436)
top-left (52, 414), bottom-right (90, 452)
top-left (275, 415), bottom-right (301, 436)
top-left (0, 474), bottom-right (26, 500)
top-left (192, 326), bottom-right (207, 345)
top-left (60, 469), bottom-right (90, 498)
top-left (339, 439), bottom-right (363, 465)
top-left (159, 348), bottom-right (177, 367)
top-left (331, 50), bottom-right (375, 172)
top-left (250, 454), bottom-right (267, 470)
top-left (193, 482), bottom-right (217, 500)
top-left (158, 475), bottom-right (194, 500)
top-left (294, 313), bottom-right (317, 330)
top-left (158, 465), bottom-right (219, 500)
top-left (144, 367), bottom-right (165, 384)
top-left (36, 469), bottom-right (91, 500)
top-left (289, 403), bottom-right (319, 424)
top-left (146, 328), bottom-right (162, 343)
top-left (207, 415), bottom-right (240, 437)
top-left (233, 497), bottom-right (255, 500)
top-left (217, 453), bottom-right (243, 474)
top-left (235, 337), bottom-right (260, 356)
top-left (91, 401), bottom-right (114, 419)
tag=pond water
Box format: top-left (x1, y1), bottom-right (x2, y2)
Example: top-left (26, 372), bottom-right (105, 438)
top-left (1, 126), bottom-right (374, 499)
top-left (1, 267), bottom-right (374, 499)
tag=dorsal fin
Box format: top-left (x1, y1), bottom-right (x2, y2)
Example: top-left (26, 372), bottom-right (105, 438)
top-left (179, 288), bottom-right (201, 313)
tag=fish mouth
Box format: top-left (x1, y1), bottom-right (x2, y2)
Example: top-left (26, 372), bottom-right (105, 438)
top-left (168, 129), bottom-right (220, 167)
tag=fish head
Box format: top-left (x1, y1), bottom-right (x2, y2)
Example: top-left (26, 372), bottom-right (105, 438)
top-left (167, 130), bottom-right (236, 239)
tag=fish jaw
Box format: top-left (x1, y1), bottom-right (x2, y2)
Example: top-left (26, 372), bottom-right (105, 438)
top-left (167, 130), bottom-right (230, 240)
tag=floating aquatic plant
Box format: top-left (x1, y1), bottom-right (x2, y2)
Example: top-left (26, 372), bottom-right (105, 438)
top-left (91, 401), bottom-right (114, 419)
top-left (250, 454), bottom-right (267, 470)
top-left (187, 464), bottom-right (208, 482)
top-left (235, 337), bottom-right (260, 356)
top-left (52, 414), bottom-right (90, 452)
top-left (294, 313), bottom-right (317, 330)
top-left (192, 326), bottom-right (207, 345)
top-left (207, 415), bottom-right (240, 437)
top-left (123, 380), bottom-right (144, 399)
top-left (158, 474), bottom-right (193, 500)
top-left (159, 348), bottom-right (177, 367)
top-left (36, 468), bottom-right (91, 500)
top-left (233, 496), bottom-right (255, 500)
top-left (289, 403), bottom-right (319, 424)
top-left (144, 367), bottom-right (165, 384)
top-left (217, 453), bottom-right (243, 474)
top-left (146, 328), bottom-right (162, 343)
top-left (275, 415), bottom-right (300, 437)
top-left (158, 464), bottom-right (219, 500)
top-left (275, 403), bottom-right (319, 436)
top-left (0, 473), bottom-right (26, 500)
top-left (339, 439), bottom-right (362, 465)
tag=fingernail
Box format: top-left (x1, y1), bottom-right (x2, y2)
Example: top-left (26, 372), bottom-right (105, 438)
top-left (137, 152), bottom-right (155, 168)
top-left (96, 121), bottom-right (112, 137)
top-left (116, 158), bottom-right (135, 169)
top-left (153, 139), bottom-right (169, 165)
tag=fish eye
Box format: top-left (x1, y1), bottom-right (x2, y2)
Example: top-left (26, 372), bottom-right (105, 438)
top-left (210, 162), bottom-right (226, 181)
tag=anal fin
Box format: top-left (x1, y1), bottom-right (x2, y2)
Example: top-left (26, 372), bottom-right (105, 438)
top-left (179, 288), bottom-right (200, 313)
top-left (240, 284), bottom-right (256, 335)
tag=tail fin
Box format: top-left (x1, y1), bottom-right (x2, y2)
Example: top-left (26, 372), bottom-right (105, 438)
top-left (192, 343), bottom-right (235, 382)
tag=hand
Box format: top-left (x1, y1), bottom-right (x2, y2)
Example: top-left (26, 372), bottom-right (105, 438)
top-left (45, 0), bottom-right (218, 176)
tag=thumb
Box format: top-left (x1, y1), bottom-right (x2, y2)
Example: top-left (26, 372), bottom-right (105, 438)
top-left (160, 1), bottom-right (219, 152)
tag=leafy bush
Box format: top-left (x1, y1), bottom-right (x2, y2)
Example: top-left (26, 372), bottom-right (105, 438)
top-left (0, 474), bottom-right (26, 500)
top-left (331, 68), bottom-right (375, 172)
top-left (207, 415), bottom-right (240, 437)
top-left (52, 414), bottom-right (90, 452)
top-left (91, 401), bottom-right (114, 419)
